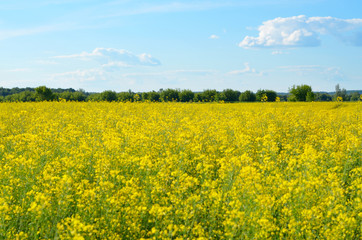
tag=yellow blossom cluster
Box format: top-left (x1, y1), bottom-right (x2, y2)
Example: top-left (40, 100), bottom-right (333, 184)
top-left (0, 101), bottom-right (361, 239)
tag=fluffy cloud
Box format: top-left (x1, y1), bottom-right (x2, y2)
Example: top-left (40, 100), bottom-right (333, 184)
top-left (53, 48), bottom-right (161, 67)
top-left (239, 15), bottom-right (362, 48)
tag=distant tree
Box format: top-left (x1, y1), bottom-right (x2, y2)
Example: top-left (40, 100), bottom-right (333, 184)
top-left (52, 88), bottom-right (76, 93)
top-left (35, 86), bottom-right (54, 101)
top-left (160, 88), bottom-right (180, 102)
top-left (219, 89), bottom-right (241, 102)
top-left (117, 91), bottom-right (134, 102)
top-left (239, 90), bottom-right (256, 102)
top-left (4, 91), bottom-right (36, 102)
top-left (87, 93), bottom-right (101, 101)
top-left (200, 89), bottom-right (219, 102)
top-left (256, 89), bottom-right (277, 102)
top-left (278, 95), bottom-right (288, 102)
top-left (315, 93), bottom-right (332, 102)
top-left (141, 92), bottom-right (149, 101)
top-left (334, 84), bottom-right (348, 101)
top-left (179, 89), bottom-right (194, 102)
top-left (0, 87), bottom-right (8, 97)
top-left (349, 92), bottom-right (361, 101)
top-left (10, 87), bottom-right (21, 96)
top-left (289, 84), bottom-right (313, 102)
top-left (72, 91), bottom-right (87, 101)
top-left (56, 91), bottom-right (72, 101)
top-left (306, 91), bottom-right (315, 102)
top-left (57, 91), bottom-right (87, 101)
top-left (193, 93), bottom-right (203, 102)
top-left (100, 90), bottom-right (117, 102)
top-left (19, 91), bottom-right (37, 102)
top-left (147, 91), bottom-right (161, 102)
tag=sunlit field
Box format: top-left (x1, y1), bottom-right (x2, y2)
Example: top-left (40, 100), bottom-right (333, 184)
top-left (0, 102), bottom-right (361, 239)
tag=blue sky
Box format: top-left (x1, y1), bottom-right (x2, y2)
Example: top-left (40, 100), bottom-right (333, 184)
top-left (0, 0), bottom-right (361, 92)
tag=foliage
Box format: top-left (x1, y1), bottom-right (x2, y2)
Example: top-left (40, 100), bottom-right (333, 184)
top-left (117, 91), bottom-right (134, 102)
top-left (160, 88), bottom-right (180, 102)
top-left (4, 91), bottom-right (37, 102)
top-left (219, 89), bottom-right (241, 102)
top-left (142, 91), bottom-right (160, 102)
top-left (35, 86), bottom-right (54, 101)
top-left (306, 91), bottom-right (315, 102)
top-left (199, 89), bottom-right (219, 102)
top-left (56, 91), bottom-right (86, 101)
top-left (0, 102), bottom-right (360, 239)
top-left (239, 90), bottom-right (256, 102)
top-left (289, 84), bottom-right (314, 102)
top-left (0, 87), bottom-right (36, 97)
top-left (100, 90), bottom-right (117, 102)
top-left (179, 89), bottom-right (195, 102)
top-left (256, 89), bottom-right (277, 102)
top-left (335, 84), bottom-right (348, 101)
top-left (349, 92), bottom-right (361, 101)
top-left (315, 93), bottom-right (333, 102)
top-left (86, 93), bottom-right (102, 101)
top-left (193, 93), bottom-right (202, 102)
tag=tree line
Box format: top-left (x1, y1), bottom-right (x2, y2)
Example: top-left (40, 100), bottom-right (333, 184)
top-left (0, 84), bottom-right (361, 102)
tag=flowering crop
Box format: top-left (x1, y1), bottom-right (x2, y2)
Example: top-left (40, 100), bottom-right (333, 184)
top-left (0, 102), bottom-right (361, 239)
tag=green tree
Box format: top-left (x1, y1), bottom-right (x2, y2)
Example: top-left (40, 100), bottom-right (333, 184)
top-left (314, 93), bottom-right (332, 102)
top-left (160, 88), bottom-right (180, 102)
top-left (289, 84), bottom-right (313, 102)
top-left (35, 86), bottom-right (54, 101)
top-left (117, 91), bottom-right (134, 102)
top-left (72, 91), bottom-right (87, 101)
top-left (146, 91), bottom-right (161, 102)
top-left (179, 89), bottom-right (194, 102)
top-left (100, 90), bottom-right (117, 102)
top-left (200, 89), bottom-right (219, 102)
top-left (219, 89), bottom-right (241, 102)
top-left (306, 92), bottom-right (315, 102)
top-left (87, 93), bottom-right (101, 101)
top-left (256, 89), bottom-right (277, 102)
top-left (334, 84), bottom-right (348, 101)
top-left (239, 90), bottom-right (256, 102)
top-left (349, 92), bottom-right (361, 101)
top-left (193, 93), bottom-right (202, 102)
top-left (19, 91), bottom-right (37, 102)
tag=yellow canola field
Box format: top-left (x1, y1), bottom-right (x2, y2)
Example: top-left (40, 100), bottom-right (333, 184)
top-left (0, 102), bottom-right (361, 239)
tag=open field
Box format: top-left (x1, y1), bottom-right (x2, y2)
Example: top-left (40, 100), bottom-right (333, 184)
top-left (0, 102), bottom-right (361, 239)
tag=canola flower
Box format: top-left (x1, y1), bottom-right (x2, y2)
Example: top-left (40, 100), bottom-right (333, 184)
top-left (0, 101), bottom-right (361, 239)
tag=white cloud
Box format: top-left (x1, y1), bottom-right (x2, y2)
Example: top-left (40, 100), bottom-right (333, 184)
top-left (209, 34), bottom-right (219, 39)
top-left (228, 63), bottom-right (263, 76)
top-left (239, 15), bottom-right (362, 48)
top-left (53, 48), bottom-right (161, 67)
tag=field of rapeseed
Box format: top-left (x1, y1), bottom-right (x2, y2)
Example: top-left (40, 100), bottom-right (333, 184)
top-left (0, 102), bottom-right (361, 239)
